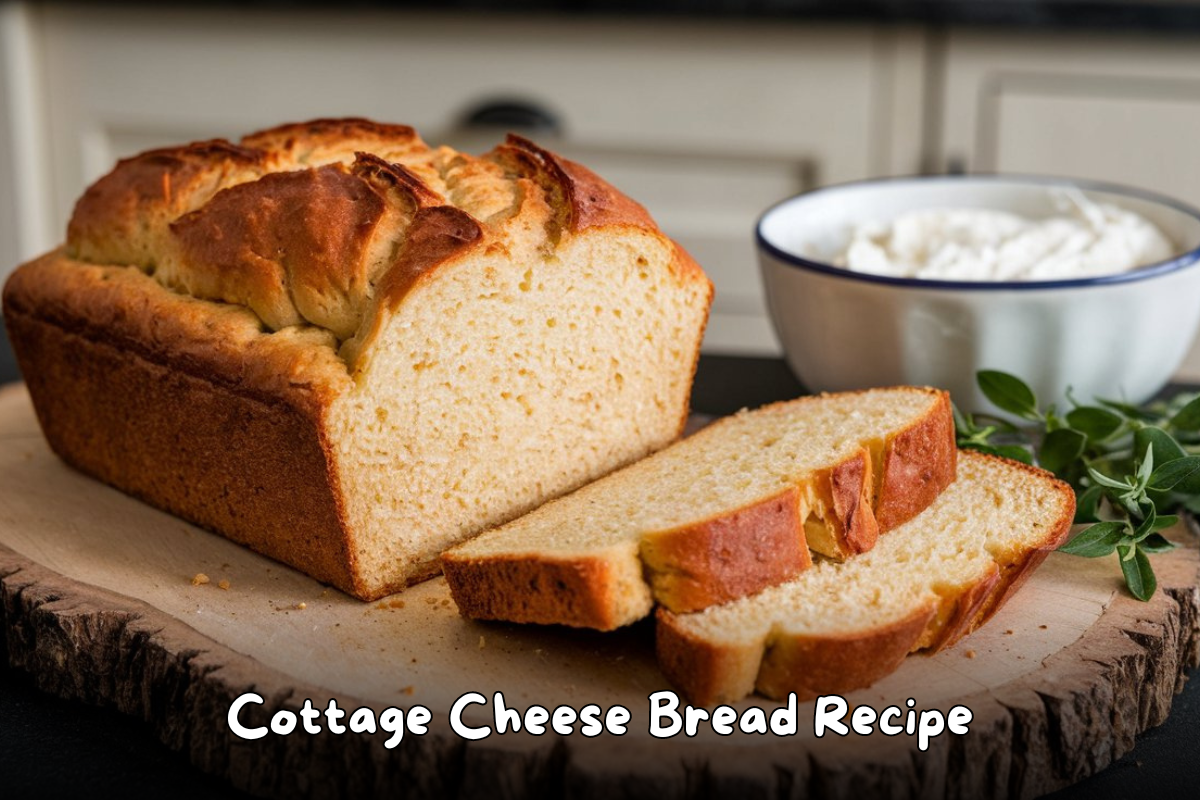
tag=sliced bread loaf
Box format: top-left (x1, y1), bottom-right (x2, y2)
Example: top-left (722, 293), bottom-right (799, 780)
top-left (442, 387), bottom-right (956, 630)
top-left (657, 450), bottom-right (1076, 705)
top-left (3, 119), bottom-right (712, 600)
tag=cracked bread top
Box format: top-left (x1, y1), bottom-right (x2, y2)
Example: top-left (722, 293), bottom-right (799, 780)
top-left (62, 118), bottom-right (698, 369)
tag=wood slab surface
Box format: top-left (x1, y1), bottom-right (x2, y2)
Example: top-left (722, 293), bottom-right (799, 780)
top-left (0, 383), bottom-right (1197, 799)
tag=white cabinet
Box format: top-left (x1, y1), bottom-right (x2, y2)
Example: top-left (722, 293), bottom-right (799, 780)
top-left (13, 8), bottom-right (1197, 374)
top-left (939, 30), bottom-right (1200, 379)
top-left (5, 5), bottom-right (927, 354)
top-left (940, 31), bottom-right (1200, 207)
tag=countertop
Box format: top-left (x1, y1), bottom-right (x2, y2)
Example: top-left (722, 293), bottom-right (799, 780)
top-left (0, 323), bottom-right (1197, 798)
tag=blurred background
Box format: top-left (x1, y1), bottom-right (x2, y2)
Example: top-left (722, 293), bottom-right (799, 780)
top-left (3, 0), bottom-right (1200, 365)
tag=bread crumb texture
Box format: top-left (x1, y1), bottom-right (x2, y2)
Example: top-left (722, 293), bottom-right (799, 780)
top-left (658, 451), bottom-right (1075, 704)
top-left (443, 387), bottom-right (956, 628)
top-left (4, 118), bottom-right (712, 599)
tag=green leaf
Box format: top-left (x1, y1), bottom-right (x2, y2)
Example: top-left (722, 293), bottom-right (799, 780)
top-left (1074, 485), bottom-right (1103, 523)
top-left (1169, 394), bottom-right (1200, 431)
top-left (1133, 443), bottom-right (1155, 495)
top-left (1139, 534), bottom-right (1178, 554)
top-left (1119, 546), bottom-right (1156, 601)
top-left (1175, 468), bottom-right (1200, 497)
top-left (1149, 455), bottom-right (1200, 491)
top-left (952, 403), bottom-right (973, 437)
top-left (1099, 398), bottom-right (1159, 422)
top-left (1087, 466), bottom-right (1130, 491)
top-left (990, 444), bottom-right (1035, 464)
top-left (1133, 507), bottom-right (1158, 541)
top-left (1151, 514), bottom-right (1180, 531)
top-left (978, 370), bottom-right (1040, 420)
top-left (1133, 426), bottom-right (1186, 470)
top-left (1058, 521), bottom-right (1127, 558)
top-left (1039, 428), bottom-right (1087, 474)
top-left (1065, 406), bottom-right (1124, 443)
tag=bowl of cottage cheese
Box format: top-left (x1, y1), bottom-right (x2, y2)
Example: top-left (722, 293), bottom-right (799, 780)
top-left (757, 176), bottom-right (1200, 411)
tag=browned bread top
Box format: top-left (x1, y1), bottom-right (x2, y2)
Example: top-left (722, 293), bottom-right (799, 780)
top-left (59, 118), bottom-right (694, 368)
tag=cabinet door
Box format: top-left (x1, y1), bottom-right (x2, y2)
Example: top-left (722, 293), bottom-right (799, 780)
top-left (28, 6), bottom-right (924, 354)
top-left (940, 31), bottom-right (1200, 380)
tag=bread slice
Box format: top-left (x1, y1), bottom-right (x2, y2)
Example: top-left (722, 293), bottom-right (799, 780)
top-left (442, 387), bottom-right (956, 630)
top-left (2, 118), bottom-right (712, 600)
top-left (657, 450), bottom-right (1076, 705)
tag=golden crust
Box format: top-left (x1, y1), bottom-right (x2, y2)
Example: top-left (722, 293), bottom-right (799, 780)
top-left (874, 389), bottom-right (958, 531)
top-left (3, 251), bottom-right (350, 415)
top-left (752, 604), bottom-right (937, 705)
top-left (442, 554), bottom-right (644, 632)
top-left (58, 119), bottom-right (692, 366)
top-left (67, 140), bottom-right (266, 268)
top-left (5, 119), bottom-right (709, 600)
top-left (2, 304), bottom-right (359, 593)
top-left (654, 608), bottom-right (766, 705)
top-left (441, 387), bottom-right (955, 628)
top-left (640, 487), bottom-right (812, 614)
top-left (655, 451), bottom-right (1077, 705)
top-left (498, 134), bottom-right (658, 234)
top-left (804, 448), bottom-right (880, 559)
top-left (240, 117), bottom-right (424, 163)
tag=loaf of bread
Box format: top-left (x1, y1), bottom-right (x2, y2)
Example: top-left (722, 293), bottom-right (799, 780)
top-left (442, 387), bottom-right (956, 630)
top-left (2, 118), bottom-right (712, 600)
top-left (657, 450), bottom-right (1075, 705)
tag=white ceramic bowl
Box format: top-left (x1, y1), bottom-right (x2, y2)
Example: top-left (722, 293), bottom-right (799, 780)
top-left (757, 176), bottom-right (1200, 413)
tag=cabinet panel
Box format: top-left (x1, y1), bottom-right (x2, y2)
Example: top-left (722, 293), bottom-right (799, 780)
top-left (940, 32), bottom-right (1200, 380)
top-left (985, 77), bottom-right (1200, 211)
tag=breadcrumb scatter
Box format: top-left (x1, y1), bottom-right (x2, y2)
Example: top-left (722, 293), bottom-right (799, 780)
top-left (400, 686), bottom-right (414, 695)
top-left (218, 579), bottom-right (230, 591)
top-left (1039, 624), bottom-right (1048, 630)
top-left (478, 635), bottom-right (486, 649)
top-left (191, 573), bottom-right (210, 586)
top-left (296, 602), bottom-right (307, 610)
top-left (965, 650), bottom-right (977, 659)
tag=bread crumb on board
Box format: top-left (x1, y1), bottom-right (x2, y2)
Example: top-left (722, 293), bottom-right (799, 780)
top-left (964, 649), bottom-right (977, 659)
top-left (478, 635), bottom-right (486, 649)
top-left (400, 686), bottom-right (414, 696)
top-left (375, 599), bottom-right (406, 610)
top-left (191, 573), bottom-right (210, 586)
top-left (218, 579), bottom-right (230, 591)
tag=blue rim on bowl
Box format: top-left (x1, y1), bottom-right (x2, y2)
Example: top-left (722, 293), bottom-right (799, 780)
top-left (756, 174), bottom-right (1200, 291)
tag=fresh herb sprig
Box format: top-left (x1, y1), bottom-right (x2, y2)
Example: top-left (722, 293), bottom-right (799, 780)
top-left (955, 370), bottom-right (1200, 601)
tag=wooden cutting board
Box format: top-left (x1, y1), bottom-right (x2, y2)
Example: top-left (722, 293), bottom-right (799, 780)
top-left (0, 383), bottom-right (1197, 799)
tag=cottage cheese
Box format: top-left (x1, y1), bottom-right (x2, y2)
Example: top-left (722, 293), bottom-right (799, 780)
top-left (834, 188), bottom-right (1176, 281)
